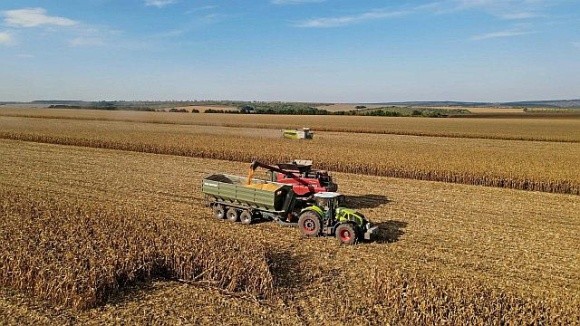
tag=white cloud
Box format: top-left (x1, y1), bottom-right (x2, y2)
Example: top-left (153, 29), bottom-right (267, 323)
top-left (295, 9), bottom-right (408, 28)
top-left (0, 31), bottom-right (12, 45)
top-left (185, 5), bottom-right (216, 14)
top-left (145, 0), bottom-right (177, 8)
top-left (499, 12), bottom-right (540, 20)
top-left (418, 0), bottom-right (552, 19)
top-left (293, 1), bottom-right (554, 28)
top-left (454, 0), bottom-right (542, 9)
top-left (272, 0), bottom-right (325, 4)
top-left (69, 37), bottom-right (105, 47)
top-left (451, 0), bottom-right (550, 19)
top-left (471, 28), bottom-right (534, 40)
top-left (3, 8), bottom-right (77, 28)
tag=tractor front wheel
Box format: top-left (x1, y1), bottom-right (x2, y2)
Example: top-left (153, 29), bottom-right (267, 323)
top-left (226, 208), bottom-right (239, 222)
top-left (298, 211), bottom-right (321, 237)
top-left (335, 223), bottom-right (358, 245)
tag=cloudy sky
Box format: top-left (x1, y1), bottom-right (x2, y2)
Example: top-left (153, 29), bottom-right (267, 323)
top-left (0, 0), bottom-right (579, 102)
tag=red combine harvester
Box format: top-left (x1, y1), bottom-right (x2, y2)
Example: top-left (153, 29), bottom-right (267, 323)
top-left (249, 160), bottom-right (338, 200)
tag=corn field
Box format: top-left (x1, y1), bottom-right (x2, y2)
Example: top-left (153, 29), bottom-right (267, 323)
top-left (290, 268), bottom-right (580, 325)
top-left (1, 125), bottom-right (578, 195)
top-left (0, 189), bottom-right (274, 310)
top-left (0, 109), bottom-right (578, 324)
top-left (0, 186), bottom-right (577, 324)
top-left (1, 108), bottom-right (579, 142)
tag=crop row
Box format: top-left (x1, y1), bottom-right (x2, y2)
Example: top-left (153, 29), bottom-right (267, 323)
top-left (1, 140), bottom-right (578, 323)
top-left (1, 188), bottom-right (575, 323)
top-left (1, 130), bottom-right (578, 195)
top-left (1, 108), bottom-right (579, 142)
top-left (291, 268), bottom-right (579, 325)
top-left (0, 189), bottom-right (274, 309)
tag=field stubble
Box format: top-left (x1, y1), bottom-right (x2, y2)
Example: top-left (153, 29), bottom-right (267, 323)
top-left (0, 140), bottom-right (578, 324)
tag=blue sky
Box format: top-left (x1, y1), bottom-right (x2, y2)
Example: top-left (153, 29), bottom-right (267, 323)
top-left (0, 0), bottom-right (579, 102)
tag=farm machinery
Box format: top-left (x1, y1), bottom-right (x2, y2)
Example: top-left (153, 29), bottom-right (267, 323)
top-left (282, 128), bottom-right (313, 140)
top-left (202, 162), bottom-right (378, 245)
top-left (249, 160), bottom-right (337, 198)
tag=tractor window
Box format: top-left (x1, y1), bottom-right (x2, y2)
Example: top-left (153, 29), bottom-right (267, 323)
top-left (317, 197), bottom-right (330, 210)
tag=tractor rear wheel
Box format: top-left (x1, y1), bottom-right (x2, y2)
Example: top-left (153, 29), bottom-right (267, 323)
top-left (213, 204), bottom-right (225, 219)
top-left (335, 223), bottom-right (358, 245)
top-left (298, 211), bottom-right (321, 237)
top-left (240, 210), bottom-right (253, 225)
top-left (226, 208), bottom-right (239, 222)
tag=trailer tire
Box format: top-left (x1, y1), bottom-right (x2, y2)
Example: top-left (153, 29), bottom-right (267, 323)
top-left (226, 208), bottom-right (239, 222)
top-left (240, 210), bottom-right (253, 225)
top-left (213, 204), bottom-right (225, 219)
top-left (335, 223), bottom-right (358, 245)
top-left (298, 211), bottom-right (321, 237)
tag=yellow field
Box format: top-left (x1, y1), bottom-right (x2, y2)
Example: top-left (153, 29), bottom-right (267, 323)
top-left (1, 115), bottom-right (578, 194)
top-left (1, 107), bottom-right (579, 324)
top-left (1, 107), bottom-right (579, 142)
top-left (0, 190), bottom-right (273, 310)
top-left (0, 140), bottom-right (578, 324)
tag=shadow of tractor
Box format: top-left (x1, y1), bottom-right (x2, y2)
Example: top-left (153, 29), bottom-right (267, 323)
top-left (344, 194), bottom-right (391, 209)
top-left (374, 220), bottom-right (407, 243)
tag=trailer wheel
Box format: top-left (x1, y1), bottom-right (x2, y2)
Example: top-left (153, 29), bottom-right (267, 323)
top-left (335, 223), bottom-right (358, 245)
top-left (298, 211), bottom-right (321, 237)
top-left (213, 204), bottom-right (225, 219)
top-left (226, 208), bottom-right (239, 222)
top-left (240, 210), bottom-right (253, 225)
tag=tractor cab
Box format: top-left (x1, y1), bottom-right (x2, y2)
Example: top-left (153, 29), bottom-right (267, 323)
top-left (313, 192), bottom-right (342, 217)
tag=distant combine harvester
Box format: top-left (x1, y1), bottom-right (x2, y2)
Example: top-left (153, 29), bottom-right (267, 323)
top-left (282, 128), bottom-right (314, 140)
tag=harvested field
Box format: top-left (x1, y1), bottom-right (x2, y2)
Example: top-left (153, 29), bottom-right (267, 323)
top-left (0, 116), bottom-right (578, 194)
top-left (1, 107), bottom-right (579, 142)
top-left (0, 140), bottom-right (579, 324)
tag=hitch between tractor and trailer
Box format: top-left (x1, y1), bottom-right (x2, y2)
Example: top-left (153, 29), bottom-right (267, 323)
top-left (364, 225), bottom-right (379, 241)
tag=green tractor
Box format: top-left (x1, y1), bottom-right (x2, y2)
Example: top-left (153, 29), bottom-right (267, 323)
top-left (298, 192), bottom-right (377, 245)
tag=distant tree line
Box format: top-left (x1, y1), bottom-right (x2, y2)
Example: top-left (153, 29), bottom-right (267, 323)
top-left (40, 100), bottom-right (470, 117)
top-left (204, 105), bottom-right (470, 117)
